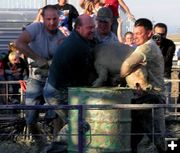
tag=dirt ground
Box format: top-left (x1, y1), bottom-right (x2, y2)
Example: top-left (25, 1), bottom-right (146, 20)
top-left (0, 140), bottom-right (38, 153)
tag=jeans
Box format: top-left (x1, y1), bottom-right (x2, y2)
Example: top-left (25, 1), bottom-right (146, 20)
top-left (25, 78), bottom-right (46, 124)
top-left (43, 82), bottom-right (68, 123)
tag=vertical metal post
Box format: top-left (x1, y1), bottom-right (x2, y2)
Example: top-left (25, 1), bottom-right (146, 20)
top-left (78, 105), bottom-right (84, 153)
top-left (5, 82), bottom-right (8, 104)
top-left (152, 107), bottom-right (155, 152)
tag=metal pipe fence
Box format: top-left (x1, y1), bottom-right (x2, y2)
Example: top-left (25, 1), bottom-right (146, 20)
top-left (0, 80), bottom-right (180, 152)
top-left (0, 103), bottom-right (180, 153)
top-left (0, 0), bottom-right (57, 9)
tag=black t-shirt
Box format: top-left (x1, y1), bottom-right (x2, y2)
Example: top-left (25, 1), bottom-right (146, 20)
top-left (48, 30), bottom-right (97, 90)
top-left (54, 3), bottom-right (79, 31)
top-left (160, 38), bottom-right (176, 78)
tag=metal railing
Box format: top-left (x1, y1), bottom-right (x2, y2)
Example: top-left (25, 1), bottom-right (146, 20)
top-left (0, 103), bottom-right (180, 153)
top-left (0, 80), bottom-right (25, 104)
top-left (0, 80), bottom-right (180, 152)
top-left (0, 0), bottom-right (57, 9)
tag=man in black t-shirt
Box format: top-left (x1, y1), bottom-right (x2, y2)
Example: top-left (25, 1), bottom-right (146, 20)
top-left (153, 23), bottom-right (176, 110)
top-left (54, 0), bottom-right (79, 31)
top-left (153, 23), bottom-right (176, 79)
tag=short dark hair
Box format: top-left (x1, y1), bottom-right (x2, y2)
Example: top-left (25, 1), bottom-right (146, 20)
top-left (74, 17), bottom-right (82, 29)
top-left (124, 31), bottom-right (133, 37)
top-left (154, 23), bottom-right (167, 34)
top-left (42, 5), bottom-right (59, 16)
top-left (134, 18), bottom-right (153, 31)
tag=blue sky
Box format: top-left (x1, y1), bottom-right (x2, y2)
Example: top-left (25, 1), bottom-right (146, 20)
top-left (124, 0), bottom-right (180, 33)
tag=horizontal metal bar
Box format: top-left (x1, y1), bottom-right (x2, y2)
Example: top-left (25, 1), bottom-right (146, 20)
top-left (165, 79), bottom-right (180, 82)
top-left (0, 104), bottom-right (180, 110)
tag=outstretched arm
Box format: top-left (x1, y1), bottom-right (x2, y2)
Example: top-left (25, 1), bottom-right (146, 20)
top-left (118, 0), bottom-right (134, 19)
top-left (117, 17), bottom-right (124, 43)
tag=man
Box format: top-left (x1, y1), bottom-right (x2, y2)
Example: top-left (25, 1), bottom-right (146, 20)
top-left (153, 23), bottom-right (176, 79)
top-left (95, 7), bottom-right (119, 44)
top-left (153, 23), bottom-right (176, 108)
top-left (121, 18), bottom-right (166, 153)
top-left (15, 5), bottom-right (65, 150)
top-left (54, 0), bottom-right (79, 31)
top-left (44, 13), bottom-right (97, 129)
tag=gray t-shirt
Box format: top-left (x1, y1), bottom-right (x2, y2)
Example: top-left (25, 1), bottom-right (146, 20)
top-left (25, 22), bottom-right (65, 81)
top-left (95, 30), bottom-right (119, 44)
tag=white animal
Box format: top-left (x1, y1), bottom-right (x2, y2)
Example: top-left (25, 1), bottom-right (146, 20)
top-left (93, 42), bottom-right (148, 89)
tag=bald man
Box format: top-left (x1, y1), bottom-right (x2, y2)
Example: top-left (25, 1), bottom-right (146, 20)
top-left (44, 14), bottom-right (97, 126)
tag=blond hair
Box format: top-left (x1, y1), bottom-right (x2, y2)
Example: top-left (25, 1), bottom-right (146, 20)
top-left (84, 1), bottom-right (95, 15)
top-left (8, 51), bottom-right (20, 64)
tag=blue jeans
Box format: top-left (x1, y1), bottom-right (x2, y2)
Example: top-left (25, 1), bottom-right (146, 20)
top-left (43, 82), bottom-right (68, 123)
top-left (25, 78), bottom-right (46, 124)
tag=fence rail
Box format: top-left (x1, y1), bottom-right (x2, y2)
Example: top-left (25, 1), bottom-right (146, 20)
top-left (0, 0), bottom-right (56, 9)
top-left (0, 103), bottom-right (180, 153)
top-left (0, 80), bottom-right (180, 152)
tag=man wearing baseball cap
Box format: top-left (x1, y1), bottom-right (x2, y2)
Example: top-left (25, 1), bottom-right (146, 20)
top-left (95, 7), bottom-right (119, 44)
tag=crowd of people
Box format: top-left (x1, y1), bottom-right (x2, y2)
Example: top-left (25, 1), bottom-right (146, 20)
top-left (0, 0), bottom-right (177, 153)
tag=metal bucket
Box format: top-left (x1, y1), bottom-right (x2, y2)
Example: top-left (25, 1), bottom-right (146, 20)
top-left (68, 87), bottom-right (134, 153)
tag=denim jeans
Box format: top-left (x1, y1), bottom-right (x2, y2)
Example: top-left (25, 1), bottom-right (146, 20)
top-left (25, 78), bottom-right (46, 124)
top-left (43, 82), bottom-right (68, 123)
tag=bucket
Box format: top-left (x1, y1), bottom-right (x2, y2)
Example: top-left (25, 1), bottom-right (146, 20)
top-left (68, 87), bottom-right (134, 153)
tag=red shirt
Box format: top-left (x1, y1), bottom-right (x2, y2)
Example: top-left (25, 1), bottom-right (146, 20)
top-left (105, 0), bottom-right (119, 17)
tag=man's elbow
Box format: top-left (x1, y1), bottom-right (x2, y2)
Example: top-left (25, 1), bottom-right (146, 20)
top-left (120, 61), bottom-right (130, 78)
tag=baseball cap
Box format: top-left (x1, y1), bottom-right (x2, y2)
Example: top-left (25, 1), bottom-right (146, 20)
top-left (96, 7), bottom-right (113, 22)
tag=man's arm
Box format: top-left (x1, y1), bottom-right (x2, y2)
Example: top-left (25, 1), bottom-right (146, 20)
top-left (120, 52), bottom-right (145, 78)
top-left (117, 17), bottom-right (124, 43)
top-left (118, 0), bottom-right (134, 19)
top-left (15, 30), bottom-right (47, 66)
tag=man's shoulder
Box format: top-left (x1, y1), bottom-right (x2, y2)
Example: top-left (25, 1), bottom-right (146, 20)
top-left (95, 31), bottom-right (118, 44)
top-left (26, 22), bottom-right (43, 31)
top-left (164, 38), bottom-right (175, 46)
top-left (69, 30), bottom-right (88, 46)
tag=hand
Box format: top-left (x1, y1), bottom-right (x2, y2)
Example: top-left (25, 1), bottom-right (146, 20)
top-left (127, 13), bottom-right (135, 21)
top-left (117, 17), bottom-right (123, 24)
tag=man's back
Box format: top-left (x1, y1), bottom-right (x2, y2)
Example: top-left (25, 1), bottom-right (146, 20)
top-left (48, 30), bottom-right (96, 90)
